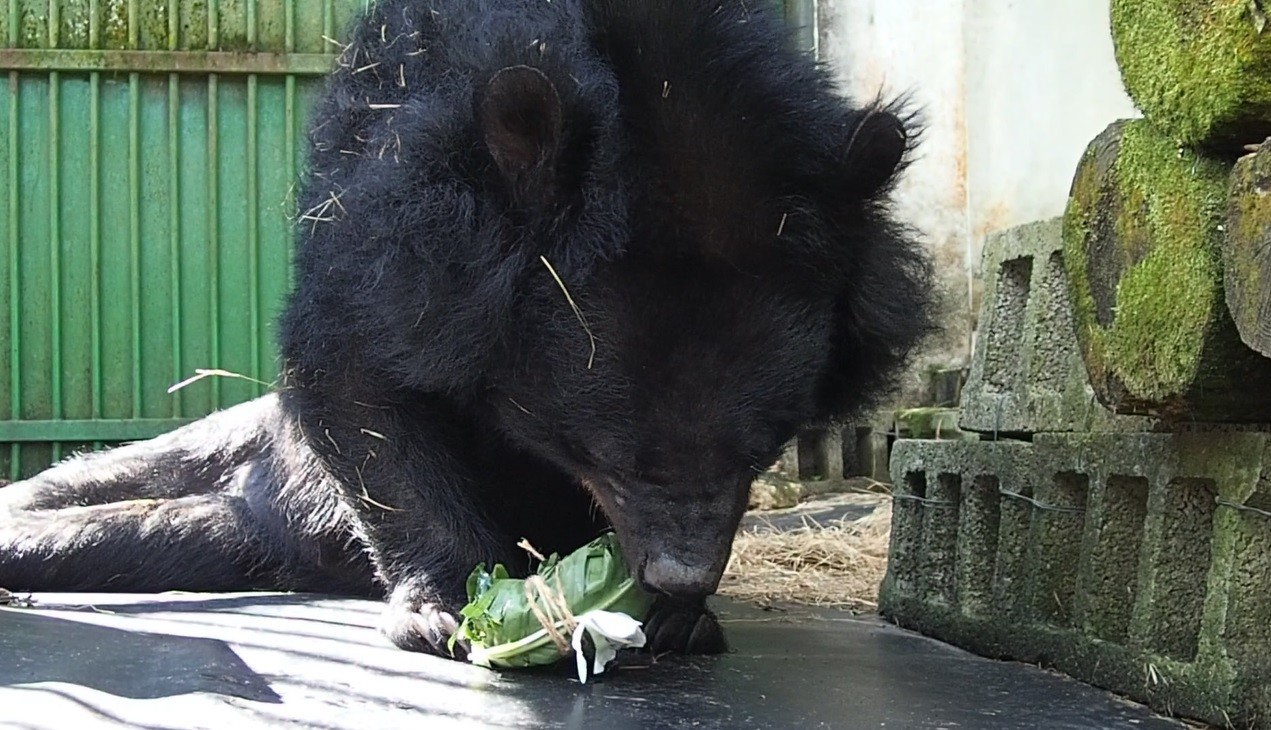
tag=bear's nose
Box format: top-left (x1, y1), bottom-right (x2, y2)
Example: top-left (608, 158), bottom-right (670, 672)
top-left (640, 555), bottom-right (721, 598)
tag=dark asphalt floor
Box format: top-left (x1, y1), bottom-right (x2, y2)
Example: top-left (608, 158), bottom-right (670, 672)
top-left (0, 592), bottom-right (1184, 730)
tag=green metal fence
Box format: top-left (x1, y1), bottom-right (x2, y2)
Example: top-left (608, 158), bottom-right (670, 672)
top-left (0, 0), bottom-right (815, 480)
top-left (0, 0), bottom-right (364, 479)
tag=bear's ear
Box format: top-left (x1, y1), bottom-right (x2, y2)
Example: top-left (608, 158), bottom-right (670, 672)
top-left (477, 65), bottom-right (564, 196)
top-left (841, 109), bottom-right (909, 197)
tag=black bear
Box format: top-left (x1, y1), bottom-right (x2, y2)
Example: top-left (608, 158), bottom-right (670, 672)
top-left (0, 0), bottom-right (933, 657)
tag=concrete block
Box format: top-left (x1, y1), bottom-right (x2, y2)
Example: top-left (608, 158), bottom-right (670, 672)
top-left (783, 422), bottom-right (897, 486)
top-left (856, 430), bottom-right (892, 484)
top-left (881, 434), bottom-right (1271, 728)
top-left (959, 219), bottom-right (1156, 434)
top-left (797, 426), bottom-right (845, 482)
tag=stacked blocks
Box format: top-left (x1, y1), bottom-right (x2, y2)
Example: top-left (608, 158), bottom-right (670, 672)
top-left (882, 434), bottom-right (1271, 727)
top-left (958, 219), bottom-right (1156, 434)
top-left (890, 5), bottom-right (1271, 722)
top-left (883, 219), bottom-right (1271, 726)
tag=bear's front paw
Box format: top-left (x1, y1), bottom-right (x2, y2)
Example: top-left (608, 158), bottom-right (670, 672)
top-left (381, 583), bottom-right (466, 658)
top-left (643, 598), bottom-right (728, 656)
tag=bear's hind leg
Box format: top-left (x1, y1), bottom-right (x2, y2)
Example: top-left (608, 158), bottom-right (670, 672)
top-left (0, 397), bottom-right (280, 514)
top-left (0, 493), bottom-right (283, 593)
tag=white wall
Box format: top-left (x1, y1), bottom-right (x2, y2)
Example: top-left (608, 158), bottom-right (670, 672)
top-left (818, 0), bottom-right (1137, 380)
top-left (963, 0), bottom-right (1139, 248)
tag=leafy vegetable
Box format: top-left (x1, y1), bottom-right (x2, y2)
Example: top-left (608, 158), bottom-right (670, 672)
top-left (451, 533), bottom-right (654, 669)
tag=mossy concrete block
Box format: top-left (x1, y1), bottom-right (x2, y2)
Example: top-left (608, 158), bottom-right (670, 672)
top-left (1224, 140), bottom-right (1271, 358)
top-left (893, 407), bottom-right (965, 440)
top-left (1111, 0), bottom-right (1271, 146)
top-left (959, 219), bottom-right (1156, 434)
top-left (885, 439), bottom-right (1032, 613)
top-left (882, 433), bottom-right (1271, 728)
top-left (1064, 119), bottom-right (1271, 421)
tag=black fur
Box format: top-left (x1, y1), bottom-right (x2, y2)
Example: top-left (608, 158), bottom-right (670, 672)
top-left (0, 0), bottom-right (934, 658)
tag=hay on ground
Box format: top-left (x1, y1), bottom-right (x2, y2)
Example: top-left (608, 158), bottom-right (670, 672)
top-left (719, 497), bottom-right (891, 611)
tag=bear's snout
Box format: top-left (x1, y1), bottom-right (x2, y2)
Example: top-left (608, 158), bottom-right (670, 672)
top-left (638, 553), bottom-right (725, 598)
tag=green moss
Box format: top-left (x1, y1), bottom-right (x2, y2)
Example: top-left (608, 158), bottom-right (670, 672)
top-left (894, 407), bottom-right (962, 440)
top-left (1106, 122), bottom-right (1227, 398)
top-left (1102, 251), bottom-right (1216, 397)
top-left (1062, 127), bottom-right (1116, 390)
top-left (1064, 120), bottom-right (1229, 405)
top-left (1111, 0), bottom-right (1271, 144)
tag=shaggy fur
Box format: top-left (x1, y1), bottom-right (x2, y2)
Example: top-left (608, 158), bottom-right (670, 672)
top-left (0, 0), bottom-right (933, 658)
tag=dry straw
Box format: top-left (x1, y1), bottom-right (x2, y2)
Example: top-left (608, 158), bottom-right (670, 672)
top-left (720, 495), bottom-right (891, 611)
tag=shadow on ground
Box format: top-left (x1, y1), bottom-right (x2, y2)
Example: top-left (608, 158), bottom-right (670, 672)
top-left (0, 593), bottom-right (1186, 729)
top-left (2, 611), bottom-right (280, 703)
